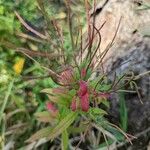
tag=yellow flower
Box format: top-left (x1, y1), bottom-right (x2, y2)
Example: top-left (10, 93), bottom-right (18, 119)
top-left (13, 58), bottom-right (25, 75)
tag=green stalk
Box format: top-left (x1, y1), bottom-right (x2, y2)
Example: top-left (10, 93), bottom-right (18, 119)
top-left (65, 0), bottom-right (75, 50)
top-left (0, 79), bottom-right (14, 125)
top-left (0, 115), bottom-right (6, 150)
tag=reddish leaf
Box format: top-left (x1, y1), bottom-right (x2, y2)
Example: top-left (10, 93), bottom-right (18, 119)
top-left (70, 97), bottom-right (77, 111)
top-left (78, 80), bottom-right (88, 97)
top-left (80, 93), bottom-right (89, 112)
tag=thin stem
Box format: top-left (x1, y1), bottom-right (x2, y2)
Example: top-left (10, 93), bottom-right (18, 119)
top-left (65, 0), bottom-right (75, 51)
top-left (134, 70), bottom-right (150, 80)
top-left (110, 74), bottom-right (127, 91)
top-left (102, 131), bottom-right (110, 150)
top-left (0, 79), bottom-right (14, 125)
top-left (75, 124), bottom-right (90, 150)
top-left (131, 81), bottom-right (143, 104)
top-left (21, 51), bottom-right (61, 83)
top-left (0, 115), bottom-right (5, 150)
top-left (92, 123), bottom-right (117, 141)
top-left (96, 17), bottom-right (122, 68)
top-left (86, 25), bottom-right (101, 72)
top-left (94, 75), bottom-right (105, 90)
top-left (108, 122), bottom-right (135, 145)
top-left (14, 11), bottom-right (47, 40)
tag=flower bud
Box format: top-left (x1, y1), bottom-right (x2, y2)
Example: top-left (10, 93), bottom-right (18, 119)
top-left (81, 68), bottom-right (86, 78)
top-left (80, 93), bottom-right (89, 112)
top-left (71, 98), bottom-right (77, 111)
top-left (46, 102), bottom-right (57, 113)
top-left (78, 80), bottom-right (88, 97)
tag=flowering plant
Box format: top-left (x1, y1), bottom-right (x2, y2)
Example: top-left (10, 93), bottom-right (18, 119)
top-left (27, 57), bottom-right (134, 149)
top-left (18, 0), bottom-right (136, 149)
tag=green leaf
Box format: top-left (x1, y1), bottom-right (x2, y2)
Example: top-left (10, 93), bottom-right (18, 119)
top-left (106, 125), bottom-right (125, 141)
top-left (0, 5), bottom-right (4, 15)
top-left (89, 75), bottom-right (103, 88)
top-left (89, 108), bottom-right (107, 124)
top-left (48, 112), bottom-right (77, 140)
top-left (11, 95), bottom-right (25, 109)
top-left (34, 111), bottom-right (56, 123)
top-left (99, 84), bottom-right (111, 91)
top-left (101, 99), bottom-right (110, 108)
top-left (27, 127), bottom-right (52, 142)
top-left (97, 140), bottom-right (114, 150)
top-left (89, 108), bottom-right (107, 116)
top-left (0, 16), bottom-right (14, 33)
top-left (61, 129), bottom-right (69, 150)
top-left (119, 91), bottom-right (128, 131)
top-left (68, 125), bottom-right (87, 134)
top-left (42, 88), bottom-right (74, 107)
top-left (85, 68), bottom-right (92, 80)
top-left (41, 88), bottom-right (53, 94)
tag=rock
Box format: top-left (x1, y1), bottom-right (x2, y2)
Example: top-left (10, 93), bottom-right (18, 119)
top-left (91, 0), bottom-right (150, 71)
top-left (108, 38), bottom-right (150, 132)
top-left (91, 0), bottom-right (150, 149)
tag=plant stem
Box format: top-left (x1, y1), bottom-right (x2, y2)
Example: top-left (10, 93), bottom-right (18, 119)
top-left (0, 79), bottom-right (14, 125)
top-left (0, 115), bottom-right (6, 150)
top-left (65, 0), bottom-right (75, 50)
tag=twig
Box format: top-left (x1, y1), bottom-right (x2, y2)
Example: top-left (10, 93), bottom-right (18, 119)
top-left (15, 32), bottom-right (44, 43)
top-left (102, 131), bottom-right (110, 150)
top-left (110, 74), bottom-right (127, 91)
top-left (86, 24), bottom-right (102, 72)
top-left (14, 11), bottom-right (47, 40)
top-left (20, 51), bottom-right (61, 83)
top-left (116, 127), bottom-right (150, 148)
top-left (117, 90), bottom-right (137, 93)
top-left (95, 17), bottom-right (122, 69)
top-left (77, 21), bottom-right (106, 62)
top-left (16, 48), bottom-right (63, 59)
top-left (92, 123), bottom-right (117, 141)
top-left (134, 70), bottom-right (150, 80)
top-left (22, 75), bottom-right (50, 81)
top-left (75, 124), bottom-right (90, 150)
top-left (90, 0), bottom-right (109, 17)
top-left (131, 81), bottom-right (143, 104)
top-left (111, 73), bottom-right (135, 92)
top-left (108, 122), bottom-right (136, 145)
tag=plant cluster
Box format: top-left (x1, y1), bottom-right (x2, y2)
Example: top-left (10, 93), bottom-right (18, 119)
top-left (23, 1), bottom-right (136, 149)
top-left (2, 0), bottom-right (149, 149)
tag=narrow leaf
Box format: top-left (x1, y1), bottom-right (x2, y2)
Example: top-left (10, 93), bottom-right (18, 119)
top-left (90, 108), bottom-right (107, 116)
top-left (34, 111), bottom-right (55, 123)
top-left (48, 112), bottom-right (77, 140)
top-left (27, 127), bottom-right (52, 142)
top-left (119, 91), bottom-right (128, 131)
top-left (61, 129), bottom-right (69, 150)
top-left (41, 88), bottom-right (53, 95)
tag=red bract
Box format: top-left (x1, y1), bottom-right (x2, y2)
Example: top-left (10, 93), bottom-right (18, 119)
top-left (80, 93), bottom-right (89, 112)
top-left (59, 68), bottom-right (74, 85)
top-left (81, 68), bottom-right (86, 78)
top-left (78, 81), bottom-right (88, 97)
top-left (71, 97), bottom-right (77, 111)
top-left (46, 102), bottom-right (58, 113)
top-left (78, 80), bottom-right (89, 112)
top-left (92, 90), bottom-right (110, 99)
